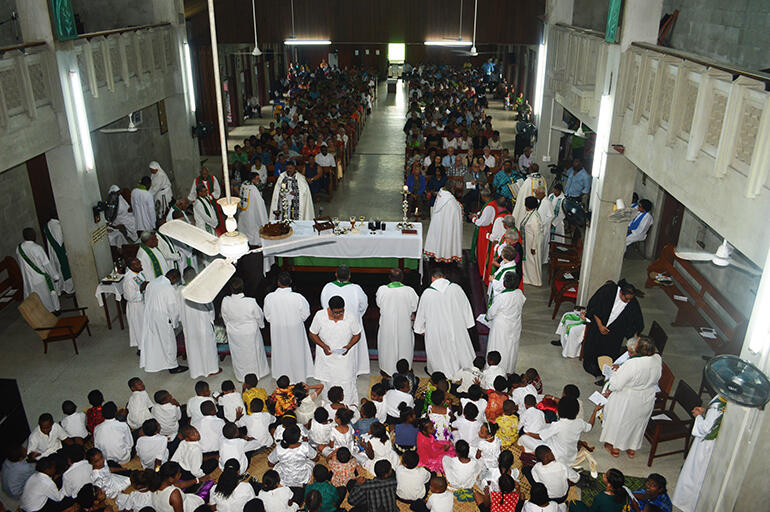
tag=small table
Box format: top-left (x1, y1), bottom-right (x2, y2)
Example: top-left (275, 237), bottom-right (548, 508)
top-left (95, 279), bottom-right (124, 330)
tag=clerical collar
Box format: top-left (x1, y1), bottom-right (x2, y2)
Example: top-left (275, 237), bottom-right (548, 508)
top-left (387, 282), bottom-right (404, 288)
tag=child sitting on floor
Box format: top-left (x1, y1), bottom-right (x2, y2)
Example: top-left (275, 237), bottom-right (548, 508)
top-left (186, 381), bottom-right (216, 425)
top-left (391, 358), bottom-right (419, 396)
top-left (135, 419), bottom-right (168, 469)
top-left (308, 408), bottom-right (333, 450)
top-left (218, 380), bottom-right (246, 423)
top-left (524, 368), bottom-right (543, 394)
top-left (383, 375), bottom-right (414, 424)
top-left (495, 400), bottom-right (520, 450)
top-left (416, 418), bottom-right (455, 474)
top-left (353, 401), bottom-right (378, 440)
top-left (60, 400), bottom-right (88, 443)
top-left (477, 423), bottom-right (502, 474)
top-left (425, 476), bottom-right (453, 512)
top-left (327, 447), bottom-right (360, 488)
top-left (293, 382), bottom-right (324, 425)
top-left (394, 406), bottom-right (419, 453)
top-left (486, 376), bottom-right (509, 422)
top-left (462, 384), bottom-right (489, 421)
top-left (114, 469), bottom-right (153, 512)
top-left (481, 351), bottom-right (506, 391)
top-left (171, 425), bottom-right (218, 481)
top-left (268, 376), bottom-right (296, 417)
top-left (241, 373), bottom-right (268, 414)
top-left (451, 402), bottom-right (482, 447)
top-left (86, 448), bottom-right (130, 499)
top-left (86, 389), bottom-right (105, 435)
top-left (152, 390), bottom-right (181, 447)
top-left (126, 378), bottom-right (153, 431)
top-left (427, 389), bottom-right (453, 442)
top-left (237, 398), bottom-right (274, 451)
top-left (322, 408), bottom-right (356, 457)
top-left (324, 386), bottom-right (359, 424)
top-left (452, 356), bottom-right (486, 397)
top-left (395, 450), bottom-right (430, 505)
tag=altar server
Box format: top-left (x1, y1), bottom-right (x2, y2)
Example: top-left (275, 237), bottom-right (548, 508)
top-left (123, 258), bottom-right (147, 350)
top-left (263, 272), bottom-right (314, 382)
top-left (486, 272), bottom-right (525, 374)
top-left (518, 196), bottom-right (543, 286)
top-left (221, 278), bottom-right (269, 382)
top-left (131, 177), bottom-right (156, 233)
top-left (320, 265), bottom-right (370, 376)
top-left (375, 269), bottom-right (419, 376)
top-left (140, 270), bottom-right (187, 374)
top-left (413, 268), bottom-right (475, 376)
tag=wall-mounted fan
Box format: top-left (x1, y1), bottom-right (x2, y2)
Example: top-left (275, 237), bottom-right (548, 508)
top-left (551, 123), bottom-right (587, 138)
top-left (160, 0), bottom-right (333, 304)
top-left (676, 239), bottom-right (761, 276)
top-left (99, 113), bottom-right (146, 134)
top-left (705, 355), bottom-right (770, 408)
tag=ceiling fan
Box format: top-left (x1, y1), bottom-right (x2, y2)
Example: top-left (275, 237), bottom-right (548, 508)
top-left (676, 239), bottom-right (762, 276)
top-left (159, 0), bottom-right (332, 304)
top-left (230, 0), bottom-right (262, 56)
top-left (99, 113), bottom-right (146, 134)
top-left (551, 123), bottom-right (587, 138)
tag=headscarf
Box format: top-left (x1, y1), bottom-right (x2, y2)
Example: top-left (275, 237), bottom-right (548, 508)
top-left (149, 161), bottom-right (163, 172)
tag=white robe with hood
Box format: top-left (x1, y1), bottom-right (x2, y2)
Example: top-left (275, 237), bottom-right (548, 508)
top-left (423, 189), bottom-right (463, 262)
top-left (263, 287), bottom-right (314, 382)
top-left (268, 172), bottom-right (315, 221)
top-left (139, 276), bottom-right (180, 372)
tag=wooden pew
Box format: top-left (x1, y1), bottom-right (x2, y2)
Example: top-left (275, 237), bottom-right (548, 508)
top-left (646, 245), bottom-right (746, 355)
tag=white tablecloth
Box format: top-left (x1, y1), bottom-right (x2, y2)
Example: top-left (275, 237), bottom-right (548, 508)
top-left (261, 221), bottom-right (423, 274)
top-left (95, 280), bottom-right (123, 307)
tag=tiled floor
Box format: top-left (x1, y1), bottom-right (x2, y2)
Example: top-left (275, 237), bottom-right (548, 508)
top-left (0, 82), bottom-right (710, 508)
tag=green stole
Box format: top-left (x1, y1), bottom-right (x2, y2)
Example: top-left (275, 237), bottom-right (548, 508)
top-left (140, 244), bottom-right (163, 278)
top-left (333, 281), bottom-right (352, 287)
top-left (559, 312), bottom-right (585, 334)
top-left (44, 224), bottom-right (71, 281)
top-left (519, 210), bottom-right (536, 261)
top-left (17, 244), bottom-right (54, 291)
top-left (704, 396), bottom-right (727, 441)
top-left (470, 199), bottom-right (495, 262)
top-left (387, 282), bottom-right (404, 288)
top-left (157, 233), bottom-right (179, 271)
top-left (199, 197), bottom-right (216, 234)
top-left (488, 262), bottom-right (516, 307)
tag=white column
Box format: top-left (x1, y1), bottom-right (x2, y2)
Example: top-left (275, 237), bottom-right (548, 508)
top-left (15, 0), bottom-right (53, 45)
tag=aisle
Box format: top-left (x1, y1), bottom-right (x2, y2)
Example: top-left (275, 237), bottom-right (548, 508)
top-left (320, 81), bottom-right (408, 220)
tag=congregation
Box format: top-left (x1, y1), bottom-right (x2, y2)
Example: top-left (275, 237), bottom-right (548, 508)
top-left (9, 62), bottom-right (711, 512)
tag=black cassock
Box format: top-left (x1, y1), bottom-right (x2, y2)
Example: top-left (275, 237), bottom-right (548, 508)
top-left (582, 281), bottom-right (644, 376)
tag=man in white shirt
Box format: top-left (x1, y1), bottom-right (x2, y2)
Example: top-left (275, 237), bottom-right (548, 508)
top-left (192, 401), bottom-right (225, 455)
top-left (187, 381), bottom-right (217, 425)
top-left (518, 146), bottom-right (533, 173)
top-left (20, 457), bottom-right (72, 512)
top-left (626, 199), bottom-right (653, 247)
top-left (482, 146), bottom-right (496, 169)
top-left (93, 402), bottom-right (133, 466)
top-left (61, 445), bottom-right (91, 498)
top-left (26, 414), bottom-right (67, 460)
top-left (441, 147), bottom-right (456, 168)
top-left (315, 144), bottom-right (336, 167)
top-left (488, 130), bottom-right (503, 150)
top-left (16, 228), bottom-right (61, 312)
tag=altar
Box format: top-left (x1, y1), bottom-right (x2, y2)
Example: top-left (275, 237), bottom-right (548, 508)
top-left (261, 220), bottom-right (424, 275)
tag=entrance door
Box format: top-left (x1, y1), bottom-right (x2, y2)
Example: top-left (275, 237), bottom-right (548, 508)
top-left (26, 154), bottom-right (56, 244)
top-left (654, 191), bottom-right (685, 256)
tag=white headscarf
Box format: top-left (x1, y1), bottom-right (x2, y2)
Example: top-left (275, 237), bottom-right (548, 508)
top-left (149, 161), bottom-right (163, 172)
top-left (108, 185), bottom-right (120, 193)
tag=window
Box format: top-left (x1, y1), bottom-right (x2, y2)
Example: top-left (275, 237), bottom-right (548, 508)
top-left (388, 43), bottom-right (405, 63)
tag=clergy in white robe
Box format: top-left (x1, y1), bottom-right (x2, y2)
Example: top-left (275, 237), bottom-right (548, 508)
top-left (178, 267), bottom-right (220, 379)
top-left (511, 173), bottom-right (547, 225)
top-left (263, 272), bottom-right (314, 382)
top-left (535, 189), bottom-right (554, 264)
top-left (166, 210), bottom-right (198, 273)
top-left (555, 310), bottom-right (586, 359)
top-left (220, 278), bottom-right (269, 382)
top-left (140, 270), bottom-right (186, 373)
top-left (188, 167), bottom-right (221, 202)
top-left (486, 272), bottom-right (525, 374)
top-left (413, 270), bottom-right (476, 377)
top-left (625, 199), bottom-right (653, 247)
top-left (599, 337), bottom-right (662, 454)
top-left (193, 186), bottom-right (220, 236)
top-left (16, 229), bottom-right (60, 312)
top-left (423, 187), bottom-right (463, 263)
top-left (156, 231), bottom-right (183, 272)
top-left (137, 232), bottom-right (170, 280)
top-left (309, 296), bottom-right (362, 404)
top-left (518, 197), bottom-right (543, 286)
top-left (131, 177), bottom-right (156, 233)
top-left (44, 217), bottom-right (74, 294)
top-left (107, 185), bottom-right (137, 246)
top-left (166, 199), bottom-right (191, 223)
top-left (375, 269), bottom-right (419, 376)
top-left (671, 395), bottom-right (727, 512)
top-left (123, 258), bottom-right (147, 349)
top-left (320, 266), bottom-right (370, 376)
top-left (148, 161), bottom-right (173, 216)
top-left (268, 164), bottom-right (315, 221)
top-left (547, 185), bottom-right (566, 239)
top-left (237, 173), bottom-right (269, 246)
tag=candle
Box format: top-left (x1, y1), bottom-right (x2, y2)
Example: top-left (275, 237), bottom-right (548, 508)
top-left (403, 185), bottom-right (408, 193)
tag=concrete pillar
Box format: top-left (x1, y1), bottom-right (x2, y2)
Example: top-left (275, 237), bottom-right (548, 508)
top-left (165, 92), bottom-right (200, 199)
top-left (575, 0), bottom-right (662, 305)
top-left (16, 0), bottom-right (53, 46)
top-left (577, 153), bottom-right (637, 300)
top-left (695, 246), bottom-right (770, 512)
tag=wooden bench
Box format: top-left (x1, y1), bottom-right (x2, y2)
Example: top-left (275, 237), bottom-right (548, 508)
top-left (646, 245), bottom-right (746, 354)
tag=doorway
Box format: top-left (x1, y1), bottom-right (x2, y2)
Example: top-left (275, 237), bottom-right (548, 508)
top-left (26, 154), bottom-right (56, 244)
top-left (654, 191), bottom-right (685, 256)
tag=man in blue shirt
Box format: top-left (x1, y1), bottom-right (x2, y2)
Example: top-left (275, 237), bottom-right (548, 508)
top-left (563, 158), bottom-right (591, 200)
top-left (493, 160), bottom-right (522, 200)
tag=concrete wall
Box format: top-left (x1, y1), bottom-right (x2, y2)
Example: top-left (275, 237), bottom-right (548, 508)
top-left (0, 163), bottom-right (39, 259)
top-left (71, 0), bottom-right (155, 33)
top-left (662, 0), bottom-right (769, 70)
top-left (0, 0), bottom-right (20, 46)
top-left (571, 0), bottom-right (608, 32)
top-left (92, 102), bottom-right (173, 196)
top-left (678, 208), bottom-right (760, 313)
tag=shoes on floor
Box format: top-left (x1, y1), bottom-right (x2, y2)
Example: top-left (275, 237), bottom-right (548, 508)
top-left (169, 366), bottom-right (189, 374)
top-left (594, 378), bottom-right (605, 386)
top-left (550, 340), bottom-right (561, 346)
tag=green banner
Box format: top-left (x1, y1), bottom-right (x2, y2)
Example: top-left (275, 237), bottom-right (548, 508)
top-left (50, 0), bottom-right (78, 41)
top-left (605, 0), bottom-right (622, 44)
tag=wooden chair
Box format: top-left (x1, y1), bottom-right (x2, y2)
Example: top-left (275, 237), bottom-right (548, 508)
top-left (18, 292), bottom-right (90, 354)
top-left (548, 234), bottom-right (583, 284)
top-left (549, 266), bottom-right (579, 319)
top-left (649, 320), bottom-right (669, 355)
top-left (655, 362), bottom-right (675, 409)
top-left (644, 379), bottom-right (701, 467)
top-left (0, 256), bottom-right (23, 311)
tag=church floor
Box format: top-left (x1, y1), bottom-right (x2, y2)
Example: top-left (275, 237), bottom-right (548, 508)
top-left (0, 83), bottom-right (709, 509)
